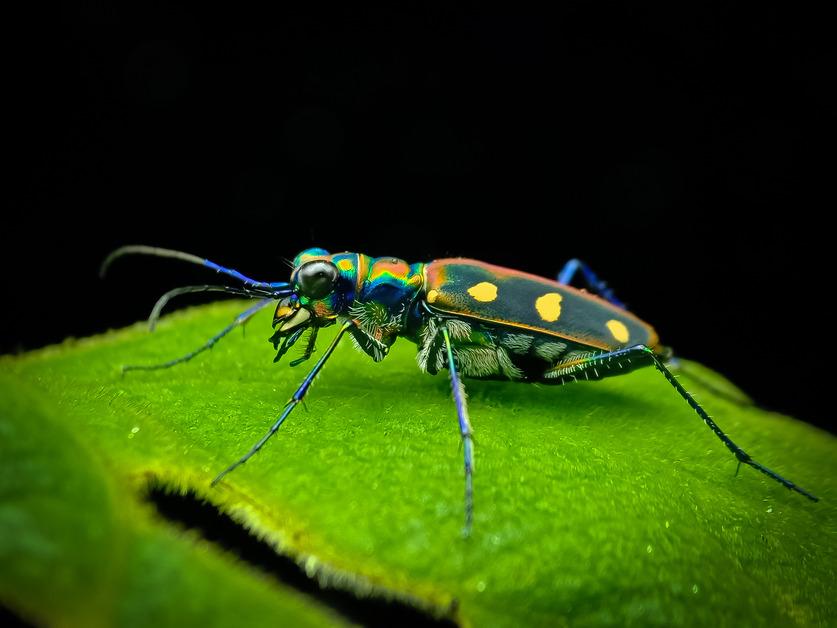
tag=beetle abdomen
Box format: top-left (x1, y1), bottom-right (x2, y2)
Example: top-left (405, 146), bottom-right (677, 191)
top-left (423, 259), bottom-right (660, 352)
top-left (414, 314), bottom-right (632, 383)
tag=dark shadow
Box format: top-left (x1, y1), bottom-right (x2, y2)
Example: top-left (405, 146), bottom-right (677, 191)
top-left (145, 482), bottom-right (459, 628)
top-left (0, 605), bottom-right (36, 628)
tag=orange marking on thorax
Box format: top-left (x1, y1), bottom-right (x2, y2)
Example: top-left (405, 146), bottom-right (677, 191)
top-left (369, 259), bottom-right (411, 281)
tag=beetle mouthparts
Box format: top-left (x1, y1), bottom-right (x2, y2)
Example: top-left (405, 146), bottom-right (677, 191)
top-left (273, 307), bottom-right (311, 331)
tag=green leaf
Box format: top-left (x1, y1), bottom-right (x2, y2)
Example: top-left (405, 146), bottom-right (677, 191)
top-left (2, 301), bottom-right (835, 626)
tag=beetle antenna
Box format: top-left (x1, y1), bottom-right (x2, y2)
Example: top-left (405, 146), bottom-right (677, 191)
top-left (100, 245), bottom-right (290, 290)
top-left (101, 245), bottom-right (204, 277)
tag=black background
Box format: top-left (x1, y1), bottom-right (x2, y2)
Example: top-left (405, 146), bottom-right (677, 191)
top-left (7, 4), bottom-right (832, 432)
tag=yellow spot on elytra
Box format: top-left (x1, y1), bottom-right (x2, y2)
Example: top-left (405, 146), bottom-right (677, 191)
top-left (427, 289), bottom-right (439, 303)
top-left (337, 259), bottom-right (354, 271)
top-left (607, 319), bottom-right (630, 343)
top-left (467, 282), bottom-right (498, 302)
top-left (535, 293), bottom-right (563, 322)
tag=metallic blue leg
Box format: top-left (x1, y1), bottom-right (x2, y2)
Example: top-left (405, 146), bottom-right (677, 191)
top-left (211, 320), bottom-right (353, 486)
top-left (101, 245), bottom-right (290, 290)
top-left (547, 345), bottom-right (818, 501)
top-left (123, 298), bottom-right (274, 372)
top-left (557, 259), bottom-right (625, 309)
top-left (441, 324), bottom-right (475, 536)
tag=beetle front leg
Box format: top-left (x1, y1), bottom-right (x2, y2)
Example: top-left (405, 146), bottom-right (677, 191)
top-left (441, 322), bottom-right (475, 537)
top-left (123, 298), bottom-right (275, 373)
top-left (211, 319), bottom-right (354, 486)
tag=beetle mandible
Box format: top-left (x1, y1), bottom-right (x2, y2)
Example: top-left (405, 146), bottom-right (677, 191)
top-left (101, 245), bottom-right (818, 533)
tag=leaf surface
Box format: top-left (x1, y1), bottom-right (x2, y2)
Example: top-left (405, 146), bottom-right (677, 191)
top-left (2, 302), bottom-right (834, 626)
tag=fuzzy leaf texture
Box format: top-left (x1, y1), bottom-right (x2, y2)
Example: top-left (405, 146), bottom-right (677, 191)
top-left (1, 302), bottom-right (835, 627)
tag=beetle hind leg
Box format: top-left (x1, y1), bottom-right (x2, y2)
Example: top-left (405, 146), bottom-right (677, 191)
top-left (557, 259), bottom-right (626, 308)
top-left (542, 345), bottom-right (818, 501)
top-left (441, 323), bottom-right (475, 536)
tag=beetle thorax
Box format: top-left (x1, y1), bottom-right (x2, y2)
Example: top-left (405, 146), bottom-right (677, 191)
top-left (349, 255), bottom-right (424, 340)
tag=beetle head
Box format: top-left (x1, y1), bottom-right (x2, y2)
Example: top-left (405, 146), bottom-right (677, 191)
top-left (269, 248), bottom-right (354, 358)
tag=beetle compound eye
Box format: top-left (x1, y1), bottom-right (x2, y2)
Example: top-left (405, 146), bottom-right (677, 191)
top-left (296, 260), bottom-right (339, 299)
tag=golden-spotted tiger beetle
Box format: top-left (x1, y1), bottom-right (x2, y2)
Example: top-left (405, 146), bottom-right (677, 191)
top-left (102, 245), bottom-right (818, 534)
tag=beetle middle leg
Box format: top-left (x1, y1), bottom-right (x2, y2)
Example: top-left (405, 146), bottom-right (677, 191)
top-left (542, 345), bottom-right (818, 501)
top-left (441, 323), bottom-right (476, 536)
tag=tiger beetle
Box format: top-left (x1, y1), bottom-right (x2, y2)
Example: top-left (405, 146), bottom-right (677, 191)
top-left (101, 245), bottom-right (818, 534)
